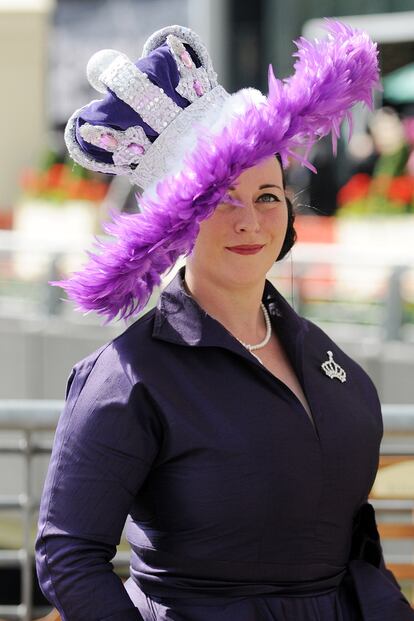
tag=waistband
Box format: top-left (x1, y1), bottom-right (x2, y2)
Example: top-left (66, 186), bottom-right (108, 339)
top-left (130, 544), bottom-right (348, 600)
top-left (126, 503), bottom-right (414, 619)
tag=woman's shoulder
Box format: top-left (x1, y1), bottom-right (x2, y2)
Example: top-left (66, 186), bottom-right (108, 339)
top-left (301, 315), bottom-right (380, 396)
top-left (68, 305), bottom-right (159, 393)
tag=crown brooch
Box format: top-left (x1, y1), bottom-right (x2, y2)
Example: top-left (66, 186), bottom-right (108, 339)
top-left (321, 350), bottom-right (347, 382)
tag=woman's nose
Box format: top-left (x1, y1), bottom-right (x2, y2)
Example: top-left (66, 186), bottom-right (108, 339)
top-left (234, 201), bottom-right (260, 232)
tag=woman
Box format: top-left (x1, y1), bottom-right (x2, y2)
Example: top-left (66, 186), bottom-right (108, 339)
top-left (35, 22), bottom-right (414, 621)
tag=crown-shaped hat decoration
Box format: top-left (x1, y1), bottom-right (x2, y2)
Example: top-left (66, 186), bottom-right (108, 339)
top-left (65, 26), bottom-right (228, 190)
top-left (321, 351), bottom-right (347, 383)
top-left (56, 19), bottom-right (383, 322)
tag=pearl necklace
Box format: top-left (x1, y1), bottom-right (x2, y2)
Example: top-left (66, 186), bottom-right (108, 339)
top-left (182, 278), bottom-right (272, 360)
top-left (236, 302), bottom-right (272, 352)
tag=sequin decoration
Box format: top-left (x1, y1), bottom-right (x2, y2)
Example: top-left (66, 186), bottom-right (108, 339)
top-left (79, 124), bottom-right (151, 167)
top-left (100, 55), bottom-right (182, 134)
top-left (131, 85), bottom-right (229, 189)
top-left (166, 34), bottom-right (211, 103)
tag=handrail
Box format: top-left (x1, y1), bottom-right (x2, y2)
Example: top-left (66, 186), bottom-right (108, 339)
top-left (382, 404), bottom-right (414, 429)
top-left (0, 400), bottom-right (412, 432)
top-left (0, 400), bottom-right (413, 620)
top-left (0, 402), bottom-right (412, 439)
top-left (0, 401), bottom-right (63, 430)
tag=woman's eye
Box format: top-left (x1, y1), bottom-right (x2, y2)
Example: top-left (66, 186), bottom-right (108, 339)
top-left (257, 193), bottom-right (280, 204)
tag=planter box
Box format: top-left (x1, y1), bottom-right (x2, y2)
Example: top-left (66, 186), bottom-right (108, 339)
top-left (335, 215), bottom-right (414, 298)
top-left (12, 199), bottom-right (100, 280)
top-left (288, 214), bottom-right (414, 301)
top-left (336, 215), bottom-right (414, 260)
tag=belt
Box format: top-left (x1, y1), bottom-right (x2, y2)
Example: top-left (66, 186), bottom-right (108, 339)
top-left (133, 503), bottom-right (414, 618)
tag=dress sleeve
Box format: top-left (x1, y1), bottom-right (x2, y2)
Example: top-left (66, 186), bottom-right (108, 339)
top-left (35, 352), bottom-right (163, 621)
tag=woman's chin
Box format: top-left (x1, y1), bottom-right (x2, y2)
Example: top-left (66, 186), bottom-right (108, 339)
top-left (221, 263), bottom-right (270, 287)
top-left (187, 251), bottom-right (278, 287)
top-left (225, 254), bottom-right (277, 279)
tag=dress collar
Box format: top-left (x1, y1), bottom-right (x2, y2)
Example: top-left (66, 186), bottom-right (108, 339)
top-left (152, 265), bottom-right (307, 358)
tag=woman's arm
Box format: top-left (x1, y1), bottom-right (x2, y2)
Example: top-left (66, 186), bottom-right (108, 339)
top-left (351, 500), bottom-right (403, 591)
top-left (35, 350), bottom-right (163, 621)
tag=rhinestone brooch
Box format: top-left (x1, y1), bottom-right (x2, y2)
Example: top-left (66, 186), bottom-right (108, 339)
top-left (321, 350), bottom-right (347, 382)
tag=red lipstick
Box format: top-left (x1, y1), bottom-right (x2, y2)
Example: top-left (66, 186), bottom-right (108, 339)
top-left (226, 245), bottom-right (264, 255)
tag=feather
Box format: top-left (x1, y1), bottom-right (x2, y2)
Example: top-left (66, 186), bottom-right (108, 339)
top-left (53, 19), bottom-right (382, 321)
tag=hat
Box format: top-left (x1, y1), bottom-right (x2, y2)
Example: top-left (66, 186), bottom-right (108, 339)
top-left (56, 19), bottom-right (382, 322)
top-left (65, 26), bottom-right (228, 190)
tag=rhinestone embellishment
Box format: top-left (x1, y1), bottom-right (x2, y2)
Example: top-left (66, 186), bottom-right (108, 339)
top-left (79, 124), bottom-right (151, 166)
top-left (321, 351), bottom-right (347, 382)
top-left (180, 50), bottom-right (193, 68)
top-left (166, 34), bottom-right (211, 102)
top-left (142, 25), bottom-right (219, 89)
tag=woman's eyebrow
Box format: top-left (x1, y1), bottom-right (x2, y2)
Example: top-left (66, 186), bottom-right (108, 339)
top-left (259, 183), bottom-right (282, 190)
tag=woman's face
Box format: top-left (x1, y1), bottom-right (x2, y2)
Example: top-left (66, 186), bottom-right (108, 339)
top-left (187, 156), bottom-right (288, 288)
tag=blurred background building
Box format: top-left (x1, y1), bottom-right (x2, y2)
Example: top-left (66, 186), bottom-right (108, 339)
top-left (1, 1), bottom-right (414, 617)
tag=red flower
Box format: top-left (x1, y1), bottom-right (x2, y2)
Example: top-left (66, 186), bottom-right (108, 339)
top-left (44, 163), bottom-right (65, 189)
top-left (337, 173), bottom-right (371, 206)
top-left (20, 161), bottom-right (110, 202)
top-left (387, 176), bottom-right (414, 205)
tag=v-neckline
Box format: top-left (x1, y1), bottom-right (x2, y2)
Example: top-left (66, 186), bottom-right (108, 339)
top-left (153, 266), bottom-right (320, 440)
top-left (248, 336), bottom-right (315, 425)
top-left (242, 343), bottom-right (320, 442)
top-left (211, 311), bottom-right (320, 442)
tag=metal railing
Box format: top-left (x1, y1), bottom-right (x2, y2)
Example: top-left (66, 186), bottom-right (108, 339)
top-left (0, 400), bottom-right (413, 620)
top-left (0, 401), bottom-right (130, 621)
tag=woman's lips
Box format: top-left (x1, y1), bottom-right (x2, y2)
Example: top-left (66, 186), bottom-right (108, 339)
top-left (226, 245), bottom-right (264, 255)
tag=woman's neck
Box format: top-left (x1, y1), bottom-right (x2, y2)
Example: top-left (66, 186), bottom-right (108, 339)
top-left (182, 266), bottom-right (268, 345)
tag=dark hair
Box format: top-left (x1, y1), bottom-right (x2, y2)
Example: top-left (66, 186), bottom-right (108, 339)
top-left (274, 153), bottom-right (297, 262)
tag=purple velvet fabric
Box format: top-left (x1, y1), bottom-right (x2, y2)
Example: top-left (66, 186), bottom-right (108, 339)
top-left (75, 42), bottom-right (199, 165)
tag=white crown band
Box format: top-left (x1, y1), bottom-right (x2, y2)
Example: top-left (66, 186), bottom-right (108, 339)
top-left (131, 85), bottom-right (229, 189)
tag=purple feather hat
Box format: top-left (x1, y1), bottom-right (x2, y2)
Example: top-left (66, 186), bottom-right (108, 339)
top-left (57, 19), bottom-right (382, 322)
